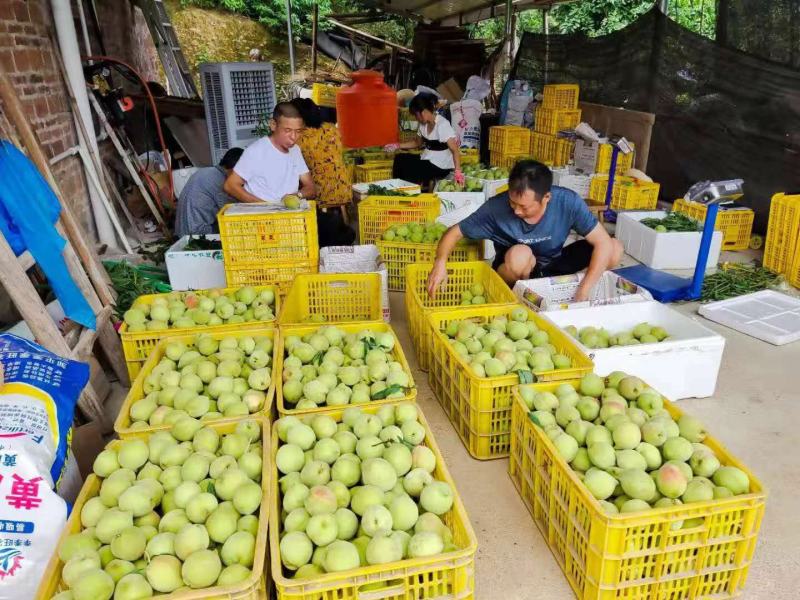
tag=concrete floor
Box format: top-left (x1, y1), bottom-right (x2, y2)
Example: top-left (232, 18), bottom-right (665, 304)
top-left (387, 278), bottom-right (800, 599)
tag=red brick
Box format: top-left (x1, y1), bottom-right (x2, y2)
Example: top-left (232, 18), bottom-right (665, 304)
top-left (27, 0), bottom-right (46, 25)
top-left (13, 1), bottom-right (30, 22)
top-left (0, 2), bottom-right (15, 20)
top-left (0, 49), bottom-right (14, 71)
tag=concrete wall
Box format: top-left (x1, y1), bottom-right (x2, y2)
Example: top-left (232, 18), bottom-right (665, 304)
top-left (0, 0), bottom-right (159, 237)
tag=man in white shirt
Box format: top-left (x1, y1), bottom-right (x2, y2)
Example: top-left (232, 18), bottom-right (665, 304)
top-left (224, 102), bottom-right (316, 204)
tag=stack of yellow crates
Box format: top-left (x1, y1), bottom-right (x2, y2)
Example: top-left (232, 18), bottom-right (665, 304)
top-left (488, 125), bottom-right (531, 169)
top-left (764, 193), bottom-right (800, 287)
top-left (530, 84), bottom-right (580, 167)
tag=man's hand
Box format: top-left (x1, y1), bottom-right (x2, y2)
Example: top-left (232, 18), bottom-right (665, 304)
top-left (573, 285), bottom-right (590, 302)
top-left (383, 143), bottom-right (400, 153)
top-left (427, 261), bottom-right (448, 298)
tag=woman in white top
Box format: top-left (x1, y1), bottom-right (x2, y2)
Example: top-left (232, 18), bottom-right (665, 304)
top-left (385, 94), bottom-right (463, 189)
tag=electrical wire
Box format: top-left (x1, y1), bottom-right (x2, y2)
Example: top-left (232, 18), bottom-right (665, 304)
top-left (84, 54), bottom-right (174, 215)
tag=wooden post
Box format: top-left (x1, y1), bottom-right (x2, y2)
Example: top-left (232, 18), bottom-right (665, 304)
top-left (312, 3), bottom-right (319, 75)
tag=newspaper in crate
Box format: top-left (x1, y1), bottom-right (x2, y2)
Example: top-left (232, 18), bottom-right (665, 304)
top-left (513, 271), bottom-right (653, 312)
top-left (352, 179), bottom-right (421, 195)
top-left (319, 245), bottom-right (390, 322)
top-left (224, 200), bottom-right (309, 215)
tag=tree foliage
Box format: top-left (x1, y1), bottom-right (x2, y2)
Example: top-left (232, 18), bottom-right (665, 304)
top-left (180, 0), bottom-right (411, 44)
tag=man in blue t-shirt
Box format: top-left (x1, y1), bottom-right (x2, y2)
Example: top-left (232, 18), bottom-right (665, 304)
top-left (428, 160), bottom-right (623, 301)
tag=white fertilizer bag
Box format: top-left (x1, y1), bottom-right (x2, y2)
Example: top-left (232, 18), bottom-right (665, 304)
top-left (0, 334), bottom-right (88, 600)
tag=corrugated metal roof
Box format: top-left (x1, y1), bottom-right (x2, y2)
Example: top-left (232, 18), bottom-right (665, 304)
top-left (368, 0), bottom-right (572, 24)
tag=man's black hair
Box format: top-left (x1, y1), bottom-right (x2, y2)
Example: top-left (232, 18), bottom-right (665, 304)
top-left (290, 97), bottom-right (322, 128)
top-left (272, 101), bottom-right (303, 122)
top-left (508, 160), bottom-right (553, 198)
top-left (219, 147), bottom-right (243, 169)
top-left (408, 93), bottom-right (437, 116)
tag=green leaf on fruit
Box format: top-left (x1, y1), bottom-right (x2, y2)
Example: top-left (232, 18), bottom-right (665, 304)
top-left (528, 412), bottom-right (545, 428)
top-left (517, 370), bottom-right (536, 384)
top-left (370, 383), bottom-right (406, 400)
top-left (311, 351), bottom-right (325, 366)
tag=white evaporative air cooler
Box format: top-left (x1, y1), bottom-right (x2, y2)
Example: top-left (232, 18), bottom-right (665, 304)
top-left (200, 62), bottom-right (277, 164)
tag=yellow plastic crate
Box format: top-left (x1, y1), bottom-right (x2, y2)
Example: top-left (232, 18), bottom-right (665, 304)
top-left (426, 304), bottom-right (593, 459)
top-left (119, 285), bottom-right (279, 380)
top-left (405, 261), bottom-right (518, 371)
top-left (357, 194), bottom-right (439, 244)
top-left (674, 198), bottom-right (755, 251)
top-left (218, 201), bottom-right (319, 267)
top-left (508, 381), bottom-right (766, 600)
top-left (534, 107), bottom-right (581, 135)
top-left (278, 272), bottom-right (383, 325)
top-left (268, 403), bottom-right (478, 600)
top-left (275, 321), bottom-right (416, 416)
top-left (489, 151), bottom-right (530, 170)
top-left (764, 193), bottom-right (800, 276)
top-left (488, 125), bottom-right (531, 155)
top-left (114, 327), bottom-right (277, 438)
top-left (311, 82), bottom-right (339, 107)
top-left (376, 239), bottom-right (481, 291)
top-left (542, 83), bottom-right (580, 109)
top-left (588, 175), bottom-right (660, 210)
top-left (529, 133), bottom-right (574, 167)
top-left (354, 161), bottom-right (394, 183)
top-left (596, 142), bottom-right (636, 174)
top-left (460, 148), bottom-right (480, 165)
top-left (37, 418), bottom-right (271, 600)
top-left (225, 261), bottom-right (318, 295)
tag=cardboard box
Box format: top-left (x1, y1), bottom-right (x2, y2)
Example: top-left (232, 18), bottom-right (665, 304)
top-left (319, 245), bottom-right (390, 321)
top-left (165, 234), bottom-right (226, 290)
top-left (513, 271), bottom-right (653, 312)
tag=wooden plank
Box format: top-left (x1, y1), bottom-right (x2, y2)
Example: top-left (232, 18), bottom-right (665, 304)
top-left (0, 231), bottom-right (106, 423)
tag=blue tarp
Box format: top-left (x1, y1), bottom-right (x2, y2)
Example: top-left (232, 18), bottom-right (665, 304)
top-left (0, 141), bottom-right (95, 330)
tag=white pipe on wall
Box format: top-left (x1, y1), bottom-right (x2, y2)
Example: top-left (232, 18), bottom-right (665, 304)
top-left (50, 0), bottom-right (118, 247)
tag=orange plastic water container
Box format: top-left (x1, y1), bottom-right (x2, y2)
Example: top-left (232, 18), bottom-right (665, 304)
top-left (337, 70), bottom-right (398, 148)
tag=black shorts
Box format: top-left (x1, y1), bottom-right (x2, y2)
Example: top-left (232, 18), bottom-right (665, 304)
top-left (392, 153), bottom-right (451, 185)
top-left (492, 239), bottom-right (594, 278)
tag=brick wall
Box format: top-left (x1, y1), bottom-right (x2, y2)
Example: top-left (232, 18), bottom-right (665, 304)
top-left (0, 0), bottom-right (160, 240)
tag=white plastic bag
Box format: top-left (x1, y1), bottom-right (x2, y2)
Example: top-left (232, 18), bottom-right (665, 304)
top-left (0, 334), bottom-right (88, 600)
top-left (450, 100), bottom-right (483, 149)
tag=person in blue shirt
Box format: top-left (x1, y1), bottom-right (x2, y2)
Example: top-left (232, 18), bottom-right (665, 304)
top-left (428, 160), bottom-right (623, 301)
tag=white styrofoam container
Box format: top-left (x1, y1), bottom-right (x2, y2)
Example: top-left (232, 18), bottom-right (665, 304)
top-left (543, 300), bottom-right (725, 399)
top-left (552, 167), bottom-right (592, 199)
top-left (172, 167), bottom-right (199, 197)
top-left (319, 245), bottom-right (390, 322)
top-left (436, 192), bottom-right (495, 260)
top-left (513, 271), bottom-right (653, 312)
top-left (698, 290), bottom-right (800, 345)
top-left (165, 235), bottom-right (226, 291)
top-left (615, 211), bottom-right (723, 270)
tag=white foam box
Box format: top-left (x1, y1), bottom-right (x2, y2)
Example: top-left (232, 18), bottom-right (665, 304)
top-left (352, 179), bottom-right (421, 201)
top-left (615, 210), bottom-right (723, 270)
top-left (165, 235), bottom-right (226, 291)
top-left (543, 300), bottom-right (725, 399)
top-left (436, 192), bottom-right (495, 260)
top-left (698, 290), bottom-right (800, 345)
top-left (552, 167), bottom-right (592, 199)
top-left (319, 245), bottom-right (390, 322)
top-left (513, 271), bottom-right (653, 312)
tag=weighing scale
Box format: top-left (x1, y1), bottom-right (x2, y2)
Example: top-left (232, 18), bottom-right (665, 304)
top-left (614, 179), bottom-right (745, 303)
